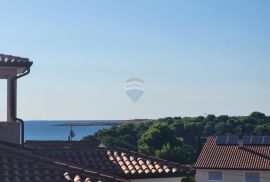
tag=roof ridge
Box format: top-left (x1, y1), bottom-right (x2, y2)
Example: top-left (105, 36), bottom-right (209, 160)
top-left (0, 53), bottom-right (29, 61)
top-left (25, 140), bottom-right (100, 150)
top-left (25, 140), bottom-right (98, 142)
top-left (32, 146), bottom-right (107, 151)
top-left (113, 147), bottom-right (188, 168)
top-left (240, 146), bottom-right (270, 160)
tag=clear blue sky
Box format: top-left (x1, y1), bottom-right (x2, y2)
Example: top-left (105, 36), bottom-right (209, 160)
top-left (0, 0), bottom-right (270, 120)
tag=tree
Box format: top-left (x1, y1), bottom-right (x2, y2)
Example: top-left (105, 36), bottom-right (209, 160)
top-left (214, 122), bottom-right (233, 135)
top-left (155, 143), bottom-right (195, 164)
top-left (82, 112), bottom-right (270, 164)
top-left (244, 124), bottom-right (255, 135)
top-left (216, 115), bottom-right (229, 123)
top-left (171, 119), bottom-right (184, 137)
top-left (183, 122), bottom-right (203, 145)
top-left (255, 124), bottom-right (270, 135)
top-left (205, 114), bottom-right (216, 122)
top-left (138, 123), bottom-right (180, 155)
top-left (249, 112), bottom-right (267, 125)
top-left (249, 112), bottom-right (266, 120)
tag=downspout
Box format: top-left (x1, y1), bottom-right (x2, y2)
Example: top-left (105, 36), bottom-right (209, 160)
top-left (11, 68), bottom-right (31, 148)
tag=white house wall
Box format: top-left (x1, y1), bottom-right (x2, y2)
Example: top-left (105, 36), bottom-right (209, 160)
top-left (196, 169), bottom-right (270, 182)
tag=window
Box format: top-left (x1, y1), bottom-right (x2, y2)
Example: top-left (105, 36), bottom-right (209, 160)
top-left (245, 172), bottom-right (260, 182)
top-left (208, 171), bottom-right (223, 181)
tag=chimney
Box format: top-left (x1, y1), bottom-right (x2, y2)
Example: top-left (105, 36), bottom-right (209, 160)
top-left (239, 135), bottom-right (243, 148)
top-left (238, 123), bottom-right (245, 148)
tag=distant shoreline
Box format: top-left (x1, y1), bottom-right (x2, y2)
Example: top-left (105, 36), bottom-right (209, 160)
top-left (53, 119), bottom-right (150, 126)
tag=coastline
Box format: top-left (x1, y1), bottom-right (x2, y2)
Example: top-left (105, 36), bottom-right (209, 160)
top-left (53, 119), bottom-right (150, 126)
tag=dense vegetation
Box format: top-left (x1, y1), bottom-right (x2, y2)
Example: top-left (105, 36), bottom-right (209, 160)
top-left (83, 112), bottom-right (270, 164)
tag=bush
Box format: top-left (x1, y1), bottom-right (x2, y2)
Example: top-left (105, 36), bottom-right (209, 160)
top-left (181, 177), bottom-right (196, 182)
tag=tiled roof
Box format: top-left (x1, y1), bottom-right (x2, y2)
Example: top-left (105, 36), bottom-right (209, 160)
top-left (0, 143), bottom-right (128, 182)
top-left (33, 147), bottom-right (193, 179)
top-left (25, 140), bottom-right (100, 149)
top-left (64, 172), bottom-right (102, 182)
top-left (195, 136), bottom-right (270, 170)
top-left (106, 149), bottom-right (191, 177)
top-left (0, 54), bottom-right (32, 67)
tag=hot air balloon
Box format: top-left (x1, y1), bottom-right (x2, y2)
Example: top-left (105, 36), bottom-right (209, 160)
top-left (125, 77), bottom-right (144, 102)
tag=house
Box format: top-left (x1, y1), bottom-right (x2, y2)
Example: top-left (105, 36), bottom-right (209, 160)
top-left (25, 141), bottom-right (194, 182)
top-left (0, 54), bottom-right (194, 182)
top-left (0, 141), bottom-right (128, 182)
top-left (195, 136), bottom-right (270, 182)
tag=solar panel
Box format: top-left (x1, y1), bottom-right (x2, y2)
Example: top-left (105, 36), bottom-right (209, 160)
top-left (227, 136), bottom-right (238, 145)
top-left (263, 136), bottom-right (270, 145)
top-left (243, 136), bottom-right (252, 145)
top-left (216, 136), bottom-right (270, 145)
top-left (251, 136), bottom-right (264, 145)
top-left (216, 136), bottom-right (228, 145)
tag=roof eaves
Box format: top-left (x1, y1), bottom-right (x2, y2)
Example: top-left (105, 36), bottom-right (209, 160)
top-left (0, 54), bottom-right (33, 68)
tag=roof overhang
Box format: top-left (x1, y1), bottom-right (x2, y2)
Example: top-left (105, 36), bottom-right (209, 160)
top-left (0, 54), bottom-right (33, 78)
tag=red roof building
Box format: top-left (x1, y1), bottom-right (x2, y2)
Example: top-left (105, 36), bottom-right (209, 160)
top-left (195, 136), bottom-right (270, 182)
top-left (0, 141), bottom-right (128, 182)
top-left (26, 142), bottom-right (194, 181)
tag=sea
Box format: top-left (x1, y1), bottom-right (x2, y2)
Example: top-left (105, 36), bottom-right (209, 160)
top-left (24, 120), bottom-right (113, 141)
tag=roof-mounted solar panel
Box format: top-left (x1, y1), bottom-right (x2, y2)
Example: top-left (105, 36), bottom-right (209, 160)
top-left (216, 136), bottom-right (270, 145)
top-left (263, 136), bottom-right (270, 145)
top-left (243, 136), bottom-right (252, 145)
top-left (216, 136), bottom-right (228, 145)
top-left (251, 136), bottom-right (264, 145)
top-left (227, 136), bottom-right (238, 145)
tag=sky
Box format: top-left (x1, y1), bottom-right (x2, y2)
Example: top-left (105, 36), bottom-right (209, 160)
top-left (0, 0), bottom-right (270, 120)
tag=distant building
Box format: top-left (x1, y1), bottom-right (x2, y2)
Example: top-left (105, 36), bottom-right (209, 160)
top-left (195, 136), bottom-right (270, 182)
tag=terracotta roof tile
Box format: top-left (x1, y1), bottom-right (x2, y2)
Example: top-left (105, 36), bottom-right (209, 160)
top-left (195, 136), bottom-right (270, 170)
top-left (33, 146), bottom-right (193, 179)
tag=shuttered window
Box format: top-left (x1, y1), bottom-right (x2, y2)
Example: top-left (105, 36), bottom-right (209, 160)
top-left (208, 171), bottom-right (223, 181)
top-left (245, 172), bottom-right (260, 182)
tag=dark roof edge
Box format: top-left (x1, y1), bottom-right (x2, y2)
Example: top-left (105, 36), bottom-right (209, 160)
top-left (195, 167), bottom-right (270, 171)
top-left (127, 170), bottom-right (195, 179)
top-left (0, 54), bottom-right (33, 68)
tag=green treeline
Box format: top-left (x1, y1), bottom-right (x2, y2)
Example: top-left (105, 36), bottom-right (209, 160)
top-left (83, 112), bottom-right (270, 164)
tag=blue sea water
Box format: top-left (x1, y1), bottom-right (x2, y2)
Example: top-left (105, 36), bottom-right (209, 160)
top-left (24, 120), bottom-right (113, 141)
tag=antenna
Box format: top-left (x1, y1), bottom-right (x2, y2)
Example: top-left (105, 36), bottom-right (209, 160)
top-left (69, 126), bottom-right (76, 142)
